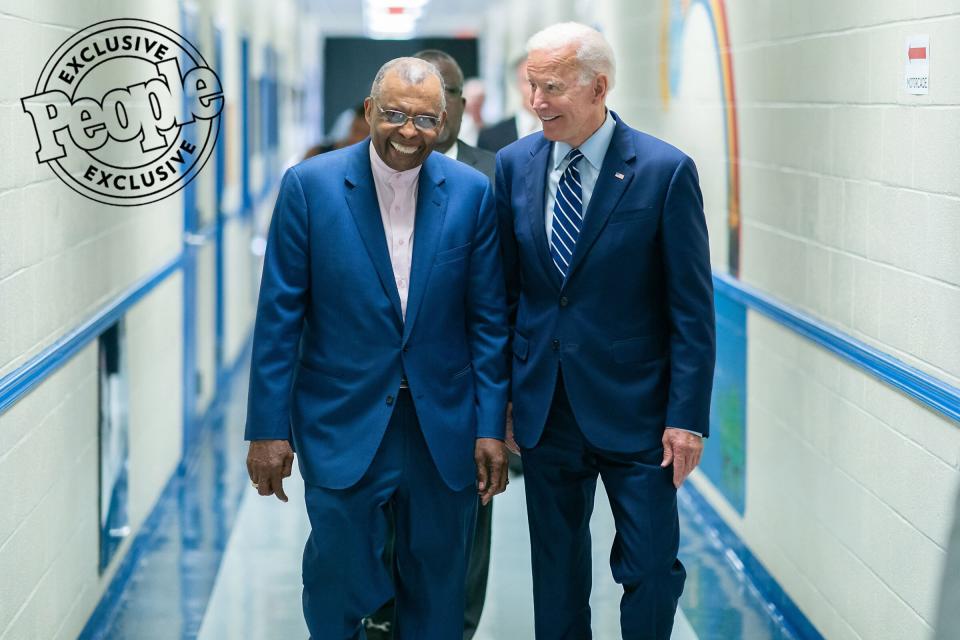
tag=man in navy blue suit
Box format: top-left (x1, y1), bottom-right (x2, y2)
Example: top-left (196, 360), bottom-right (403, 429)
top-left (496, 23), bottom-right (716, 640)
top-left (244, 57), bottom-right (509, 640)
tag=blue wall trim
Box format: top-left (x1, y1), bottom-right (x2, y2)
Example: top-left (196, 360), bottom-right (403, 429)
top-left (681, 481), bottom-right (826, 640)
top-left (714, 273), bottom-right (960, 424)
top-left (0, 255), bottom-right (183, 416)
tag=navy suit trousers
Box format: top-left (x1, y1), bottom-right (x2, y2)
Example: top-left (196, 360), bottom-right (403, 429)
top-left (521, 374), bottom-right (687, 640)
top-left (302, 390), bottom-right (477, 640)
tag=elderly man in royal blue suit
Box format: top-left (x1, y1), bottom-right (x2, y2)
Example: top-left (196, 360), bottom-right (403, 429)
top-left (244, 57), bottom-right (509, 640)
top-left (496, 23), bottom-right (716, 640)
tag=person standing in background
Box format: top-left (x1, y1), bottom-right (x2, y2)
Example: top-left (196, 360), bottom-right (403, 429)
top-left (303, 103), bottom-right (370, 159)
top-left (458, 77), bottom-right (486, 146)
top-left (477, 57), bottom-right (541, 153)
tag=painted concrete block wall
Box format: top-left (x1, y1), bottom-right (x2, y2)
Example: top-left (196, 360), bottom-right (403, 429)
top-left (744, 313), bottom-right (958, 639)
top-left (727, 5), bottom-right (960, 389)
top-left (584, 1), bottom-right (960, 638)
top-left (0, 278), bottom-right (182, 640)
top-left (210, 0), bottom-right (318, 367)
top-left (0, 345), bottom-right (98, 640)
top-left (1, 2), bottom-right (192, 638)
top-left (196, 242), bottom-right (218, 414)
top-left (2, 0), bottom-right (316, 631)
top-left (126, 278), bottom-right (184, 536)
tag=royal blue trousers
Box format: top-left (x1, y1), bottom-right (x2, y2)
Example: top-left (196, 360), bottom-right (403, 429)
top-left (301, 389), bottom-right (477, 640)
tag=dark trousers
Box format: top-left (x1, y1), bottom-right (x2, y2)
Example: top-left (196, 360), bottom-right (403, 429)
top-left (366, 477), bottom-right (493, 640)
top-left (301, 390), bottom-right (477, 640)
top-left (463, 498), bottom-right (492, 638)
top-left (522, 378), bottom-right (686, 640)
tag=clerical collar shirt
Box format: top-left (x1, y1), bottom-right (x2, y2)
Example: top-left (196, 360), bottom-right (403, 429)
top-left (545, 110), bottom-right (616, 245)
top-left (368, 141), bottom-right (421, 319)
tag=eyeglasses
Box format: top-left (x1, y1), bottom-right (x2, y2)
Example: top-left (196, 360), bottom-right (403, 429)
top-left (375, 102), bottom-right (442, 131)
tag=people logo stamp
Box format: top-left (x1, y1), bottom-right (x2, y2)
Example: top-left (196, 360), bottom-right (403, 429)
top-left (21, 18), bottom-right (223, 207)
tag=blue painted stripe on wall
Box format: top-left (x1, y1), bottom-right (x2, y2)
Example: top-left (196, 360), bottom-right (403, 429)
top-left (0, 255), bottom-right (183, 416)
top-left (714, 273), bottom-right (960, 424)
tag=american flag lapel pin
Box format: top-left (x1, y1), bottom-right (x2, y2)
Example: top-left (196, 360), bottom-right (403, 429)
top-left (614, 172), bottom-right (624, 180)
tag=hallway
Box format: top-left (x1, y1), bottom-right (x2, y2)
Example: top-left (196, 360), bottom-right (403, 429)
top-left (2, 2), bottom-right (959, 639)
top-left (79, 360), bottom-right (803, 640)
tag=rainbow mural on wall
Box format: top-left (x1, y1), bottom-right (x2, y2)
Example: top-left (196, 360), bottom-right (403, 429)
top-left (659, 0), bottom-right (741, 277)
top-left (659, 0), bottom-right (747, 516)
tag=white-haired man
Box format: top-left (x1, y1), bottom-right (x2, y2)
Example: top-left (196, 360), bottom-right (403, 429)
top-left (496, 22), bottom-right (715, 639)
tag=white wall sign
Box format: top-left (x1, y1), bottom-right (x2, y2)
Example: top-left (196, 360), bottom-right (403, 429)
top-left (905, 35), bottom-right (929, 95)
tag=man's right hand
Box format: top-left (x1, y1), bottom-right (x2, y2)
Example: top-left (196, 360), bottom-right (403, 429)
top-left (247, 440), bottom-right (295, 502)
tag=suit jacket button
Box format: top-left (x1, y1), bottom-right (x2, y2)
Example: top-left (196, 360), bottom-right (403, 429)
top-left (386, 395), bottom-right (394, 406)
top-left (560, 296), bottom-right (569, 307)
top-left (402, 345), bottom-right (409, 353)
top-left (552, 339), bottom-right (560, 351)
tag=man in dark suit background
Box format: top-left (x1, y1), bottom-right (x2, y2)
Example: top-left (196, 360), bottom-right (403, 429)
top-left (245, 56), bottom-right (510, 640)
top-left (417, 50), bottom-right (495, 182)
top-left (414, 48), bottom-right (497, 640)
top-left (496, 22), bottom-right (716, 640)
top-left (477, 58), bottom-right (541, 153)
top-left (364, 48), bottom-right (498, 640)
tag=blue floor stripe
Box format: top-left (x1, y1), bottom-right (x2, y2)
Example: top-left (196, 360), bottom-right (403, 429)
top-left (679, 482), bottom-right (825, 640)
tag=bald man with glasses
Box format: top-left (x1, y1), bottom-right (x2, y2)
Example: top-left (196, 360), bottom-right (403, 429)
top-left (364, 49), bottom-right (501, 640)
top-left (245, 57), bottom-right (509, 640)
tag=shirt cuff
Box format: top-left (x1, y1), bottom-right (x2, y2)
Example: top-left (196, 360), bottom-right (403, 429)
top-left (666, 427), bottom-right (704, 438)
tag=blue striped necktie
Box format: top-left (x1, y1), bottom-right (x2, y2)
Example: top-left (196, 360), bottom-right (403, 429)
top-left (550, 148), bottom-right (584, 279)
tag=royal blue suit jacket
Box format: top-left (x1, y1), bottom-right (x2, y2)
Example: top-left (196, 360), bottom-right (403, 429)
top-left (496, 114), bottom-right (715, 452)
top-left (246, 140), bottom-right (509, 491)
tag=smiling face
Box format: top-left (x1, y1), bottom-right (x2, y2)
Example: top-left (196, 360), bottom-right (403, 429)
top-left (365, 68), bottom-right (446, 171)
top-left (525, 45), bottom-right (608, 148)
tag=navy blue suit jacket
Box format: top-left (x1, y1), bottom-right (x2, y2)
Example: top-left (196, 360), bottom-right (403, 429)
top-left (246, 141), bottom-right (509, 491)
top-left (496, 114), bottom-right (715, 452)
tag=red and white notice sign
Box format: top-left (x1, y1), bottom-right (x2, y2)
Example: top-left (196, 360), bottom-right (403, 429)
top-left (905, 35), bottom-right (929, 95)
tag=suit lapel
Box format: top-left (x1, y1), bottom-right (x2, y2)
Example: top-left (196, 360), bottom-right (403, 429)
top-left (402, 156), bottom-right (446, 340)
top-left (344, 145), bottom-right (404, 323)
top-left (525, 139), bottom-right (562, 291)
top-left (562, 120), bottom-right (636, 289)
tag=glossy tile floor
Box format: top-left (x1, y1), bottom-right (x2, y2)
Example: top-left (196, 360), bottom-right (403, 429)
top-left (196, 466), bottom-right (699, 640)
top-left (83, 357), bottom-right (802, 639)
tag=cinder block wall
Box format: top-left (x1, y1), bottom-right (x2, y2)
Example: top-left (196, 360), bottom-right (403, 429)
top-left (0, 0), bottom-right (320, 634)
top-left (482, 0), bottom-right (960, 637)
top-left (0, 1), bottom-right (185, 637)
top-left (598, 2), bottom-right (960, 638)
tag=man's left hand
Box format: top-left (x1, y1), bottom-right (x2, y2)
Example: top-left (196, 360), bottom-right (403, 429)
top-left (475, 438), bottom-right (508, 506)
top-left (660, 428), bottom-right (703, 488)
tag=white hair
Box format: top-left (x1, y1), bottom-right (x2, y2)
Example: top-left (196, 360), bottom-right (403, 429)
top-left (525, 22), bottom-right (616, 91)
top-left (370, 57), bottom-right (446, 110)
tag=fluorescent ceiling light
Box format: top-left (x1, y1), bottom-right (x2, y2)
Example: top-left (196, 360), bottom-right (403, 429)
top-left (365, 0), bottom-right (429, 9)
top-left (363, 0), bottom-right (428, 39)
